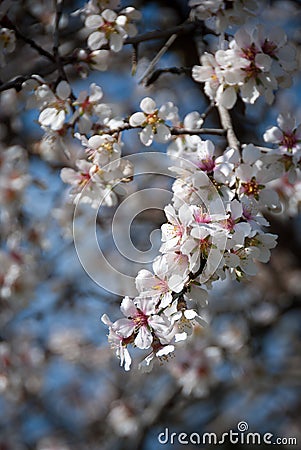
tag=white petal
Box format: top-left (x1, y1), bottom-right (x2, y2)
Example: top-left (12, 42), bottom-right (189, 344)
top-left (88, 31), bottom-right (106, 51)
top-left (140, 125), bottom-right (153, 146)
top-left (263, 126), bottom-right (282, 143)
top-left (56, 80), bottom-right (71, 100)
top-left (120, 296), bottom-right (137, 317)
top-left (140, 97), bottom-right (156, 114)
top-left (85, 15), bottom-right (104, 29)
top-left (135, 326), bottom-right (152, 349)
top-left (154, 123), bottom-right (171, 143)
top-left (129, 112), bottom-right (145, 127)
top-left (110, 33), bottom-right (124, 53)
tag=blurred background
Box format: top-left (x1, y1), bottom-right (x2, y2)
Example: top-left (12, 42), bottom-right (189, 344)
top-left (0, 1), bottom-right (301, 449)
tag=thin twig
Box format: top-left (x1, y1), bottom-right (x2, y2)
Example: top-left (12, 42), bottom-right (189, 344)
top-left (145, 66), bottom-right (191, 86)
top-left (0, 16), bottom-right (55, 62)
top-left (139, 33), bottom-right (178, 85)
top-left (53, 0), bottom-right (67, 81)
top-left (170, 127), bottom-right (225, 136)
top-left (125, 21), bottom-right (198, 46)
top-left (217, 105), bottom-right (240, 150)
top-left (107, 123), bottom-right (226, 137)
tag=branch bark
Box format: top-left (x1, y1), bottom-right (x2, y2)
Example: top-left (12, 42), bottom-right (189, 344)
top-left (217, 105), bottom-right (240, 150)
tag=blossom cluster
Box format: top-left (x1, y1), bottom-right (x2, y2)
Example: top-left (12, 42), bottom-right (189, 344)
top-left (192, 24), bottom-right (297, 108)
top-left (189, 0), bottom-right (259, 33)
top-left (102, 121), bottom-right (294, 369)
top-left (3, 0), bottom-right (299, 374)
top-left (75, 0), bottom-right (141, 54)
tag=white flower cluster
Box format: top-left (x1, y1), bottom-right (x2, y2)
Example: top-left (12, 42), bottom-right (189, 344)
top-left (263, 113), bottom-right (301, 215)
top-left (100, 106), bottom-right (301, 369)
top-left (129, 97), bottom-right (178, 146)
top-left (189, 0), bottom-right (259, 33)
top-left (60, 134), bottom-right (133, 208)
top-left (192, 24), bottom-right (296, 108)
top-left (77, 0), bottom-right (141, 54)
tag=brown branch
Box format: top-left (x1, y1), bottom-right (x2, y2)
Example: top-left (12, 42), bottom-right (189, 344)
top-left (144, 66), bottom-right (191, 86)
top-left (170, 126), bottom-right (225, 136)
top-left (107, 123), bottom-right (226, 136)
top-left (139, 33), bottom-right (178, 85)
top-left (217, 105), bottom-right (240, 150)
top-left (125, 21), bottom-right (198, 46)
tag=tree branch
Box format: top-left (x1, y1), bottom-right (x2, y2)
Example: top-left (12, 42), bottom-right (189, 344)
top-left (139, 33), bottom-right (178, 85)
top-left (53, 0), bottom-right (67, 81)
top-left (144, 66), bottom-right (191, 86)
top-left (217, 105), bottom-right (240, 150)
top-left (0, 15), bottom-right (55, 62)
top-left (125, 21), bottom-right (198, 45)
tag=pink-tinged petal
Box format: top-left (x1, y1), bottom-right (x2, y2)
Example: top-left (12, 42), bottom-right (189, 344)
top-left (163, 204), bottom-right (178, 225)
top-left (113, 318), bottom-right (135, 337)
top-left (192, 65), bottom-right (214, 82)
top-left (277, 113), bottom-right (295, 133)
top-left (153, 255), bottom-right (168, 279)
top-left (110, 33), bottom-right (124, 53)
top-left (155, 123), bottom-right (171, 143)
top-left (136, 296), bottom-right (156, 315)
top-left (140, 97), bottom-right (156, 114)
top-left (129, 112), bottom-right (145, 127)
top-left (159, 291), bottom-right (173, 308)
top-left (168, 274), bottom-right (185, 293)
top-left (156, 345), bottom-right (174, 357)
top-left (60, 167), bottom-right (79, 185)
top-left (140, 125), bottom-right (153, 146)
top-left (120, 296), bottom-right (137, 317)
top-left (120, 345), bottom-right (132, 371)
top-left (135, 270), bottom-right (155, 293)
top-left (101, 313), bottom-right (113, 327)
top-left (135, 326), bottom-right (152, 349)
top-left (263, 126), bottom-right (282, 143)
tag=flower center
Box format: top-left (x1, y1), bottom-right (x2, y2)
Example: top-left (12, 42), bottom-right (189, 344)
top-left (261, 39), bottom-right (277, 57)
top-left (146, 111), bottom-right (159, 125)
top-left (280, 132), bottom-right (297, 150)
top-left (133, 310), bottom-right (149, 328)
top-left (198, 157), bottom-right (215, 172)
top-left (194, 210), bottom-right (211, 224)
top-left (79, 172), bottom-right (91, 187)
top-left (241, 177), bottom-right (260, 197)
